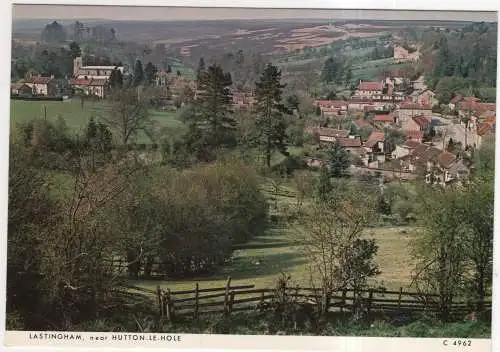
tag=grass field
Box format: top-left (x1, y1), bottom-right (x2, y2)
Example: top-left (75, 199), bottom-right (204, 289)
top-left (134, 179), bottom-right (418, 294)
top-left (10, 99), bottom-right (185, 143)
top-left (136, 222), bottom-right (418, 294)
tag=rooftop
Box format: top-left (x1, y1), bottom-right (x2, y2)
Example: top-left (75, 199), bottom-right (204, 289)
top-left (365, 131), bottom-right (385, 148)
top-left (316, 127), bottom-right (350, 138)
top-left (358, 81), bottom-right (384, 91)
top-left (373, 114), bottom-right (394, 123)
top-left (337, 137), bottom-right (362, 148)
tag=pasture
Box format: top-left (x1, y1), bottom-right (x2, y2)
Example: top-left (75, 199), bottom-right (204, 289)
top-left (9, 99), bottom-right (185, 143)
top-left (134, 178), bottom-right (418, 294)
top-left (135, 222), bottom-right (418, 294)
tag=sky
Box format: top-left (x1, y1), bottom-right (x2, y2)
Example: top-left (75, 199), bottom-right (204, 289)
top-left (12, 5), bottom-right (498, 22)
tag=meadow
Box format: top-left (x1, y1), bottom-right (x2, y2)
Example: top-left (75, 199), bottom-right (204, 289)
top-left (9, 98), bottom-right (184, 143)
top-left (134, 182), bottom-right (418, 295)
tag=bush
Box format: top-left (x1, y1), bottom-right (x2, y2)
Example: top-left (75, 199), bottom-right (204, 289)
top-left (119, 161), bottom-right (269, 277)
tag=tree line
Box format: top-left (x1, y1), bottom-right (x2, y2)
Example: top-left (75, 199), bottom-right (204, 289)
top-left (419, 22), bottom-right (497, 103)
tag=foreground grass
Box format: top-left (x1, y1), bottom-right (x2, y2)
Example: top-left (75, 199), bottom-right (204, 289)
top-left (76, 309), bottom-right (491, 337)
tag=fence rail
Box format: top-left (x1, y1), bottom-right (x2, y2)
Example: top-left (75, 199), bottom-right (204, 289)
top-left (153, 277), bottom-right (491, 321)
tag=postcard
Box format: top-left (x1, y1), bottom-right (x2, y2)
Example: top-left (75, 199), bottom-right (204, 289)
top-left (2, 3), bottom-right (497, 351)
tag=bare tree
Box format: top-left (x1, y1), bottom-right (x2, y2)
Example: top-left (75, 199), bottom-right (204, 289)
top-left (101, 88), bottom-right (152, 145)
top-left (297, 185), bottom-right (379, 316)
top-left (293, 170), bottom-right (314, 207)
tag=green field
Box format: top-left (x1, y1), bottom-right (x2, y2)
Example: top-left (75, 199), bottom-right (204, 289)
top-left (10, 99), bottom-right (185, 143)
top-left (136, 222), bottom-right (417, 294)
top-left (134, 180), bottom-right (418, 294)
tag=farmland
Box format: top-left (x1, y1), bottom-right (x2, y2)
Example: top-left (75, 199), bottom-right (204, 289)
top-left (10, 99), bottom-right (184, 143)
top-left (135, 224), bottom-right (418, 294)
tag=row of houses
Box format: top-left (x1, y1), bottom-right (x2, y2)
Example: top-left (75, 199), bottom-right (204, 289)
top-left (312, 124), bottom-right (470, 186)
top-left (388, 141), bottom-right (469, 186)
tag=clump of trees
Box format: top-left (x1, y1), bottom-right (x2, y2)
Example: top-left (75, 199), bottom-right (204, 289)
top-left (422, 22), bottom-right (497, 102)
top-left (411, 143), bottom-right (494, 320)
top-left (321, 55), bottom-right (352, 85)
top-left (118, 161), bottom-right (268, 278)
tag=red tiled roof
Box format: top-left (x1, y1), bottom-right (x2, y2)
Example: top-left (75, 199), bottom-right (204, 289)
top-left (353, 119), bottom-right (373, 129)
top-left (71, 78), bottom-right (91, 85)
top-left (477, 122), bottom-right (494, 136)
top-left (26, 76), bottom-right (53, 84)
top-left (438, 151), bottom-right (456, 169)
top-left (404, 130), bottom-right (423, 140)
top-left (349, 98), bottom-right (374, 104)
top-left (412, 115), bottom-right (430, 127)
top-left (412, 145), bottom-right (441, 162)
top-left (365, 131), bottom-right (385, 148)
top-left (403, 140), bottom-right (421, 149)
top-left (477, 103), bottom-right (496, 112)
top-left (450, 95), bottom-right (463, 104)
top-left (373, 114), bottom-right (393, 123)
top-left (316, 127), bottom-right (350, 138)
top-left (316, 100), bottom-right (348, 108)
top-left (337, 137), bottom-right (362, 148)
top-left (462, 96), bottom-right (481, 103)
top-left (400, 103), bottom-right (433, 110)
top-left (358, 81), bottom-right (384, 91)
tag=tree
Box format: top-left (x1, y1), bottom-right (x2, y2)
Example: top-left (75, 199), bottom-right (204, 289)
top-left (144, 62), bottom-right (158, 86)
top-left (7, 140), bottom-right (59, 329)
top-left (132, 60), bottom-right (144, 87)
top-left (101, 88), bottom-right (151, 145)
top-left (411, 186), bottom-right (469, 321)
top-left (321, 56), bottom-right (348, 84)
top-left (294, 170), bottom-right (313, 207)
top-left (459, 178), bottom-right (494, 312)
top-left (186, 64), bottom-right (236, 161)
top-left (285, 94), bottom-right (300, 113)
top-left (196, 57), bottom-right (206, 82)
top-left (298, 184), bottom-right (379, 316)
top-left (69, 42), bottom-right (81, 59)
top-left (327, 142), bottom-right (350, 178)
top-left (316, 165), bottom-right (332, 202)
top-left (41, 21), bottom-right (66, 43)
top-left (108, 68), bottom-right (123, 90)
top-left (254, 63), bottom-right (289, 168)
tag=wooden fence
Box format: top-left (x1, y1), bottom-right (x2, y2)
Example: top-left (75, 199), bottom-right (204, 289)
top-left (147, 277), bottom-right (492, 321)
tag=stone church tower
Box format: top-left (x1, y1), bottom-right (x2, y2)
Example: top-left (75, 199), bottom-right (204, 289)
top-left (73, 57), bottom-right (83, 78)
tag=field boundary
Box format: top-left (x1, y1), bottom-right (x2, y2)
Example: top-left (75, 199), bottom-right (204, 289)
top-left (142, 278), bottom-right (491, 321)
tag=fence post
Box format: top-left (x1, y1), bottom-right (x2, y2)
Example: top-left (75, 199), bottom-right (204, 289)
top-left (224, 276), bottom-right (232, 315)
top-left (166, 288), bottom-right (173, 322)
top-left (398, 287), bottom-right (403, 310)
top-left (229, 291), bottom-right (235, 315)
top-left (156, 285), bottom-right (163, 316)
top-left (367, 289), bottom-right (374, 315)
top-left (259, 292), bottom-right (265, 310)
top-left (194, 283), bottom-right (199, 318)
top-left (341, 289), bottom-right (347, 313)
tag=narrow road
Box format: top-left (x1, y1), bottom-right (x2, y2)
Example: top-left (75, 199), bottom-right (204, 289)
top-left (431, 115), bottom-right (473, 149)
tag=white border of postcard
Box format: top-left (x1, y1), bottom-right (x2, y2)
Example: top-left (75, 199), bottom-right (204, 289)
top-left (1, 1), bottom-right (499, 352)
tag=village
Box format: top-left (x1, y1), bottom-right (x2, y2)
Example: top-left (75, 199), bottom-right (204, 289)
top-left (7, 9), bottom-right (497, 338)
top-left (9, 43), bottom-right (496, 188)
